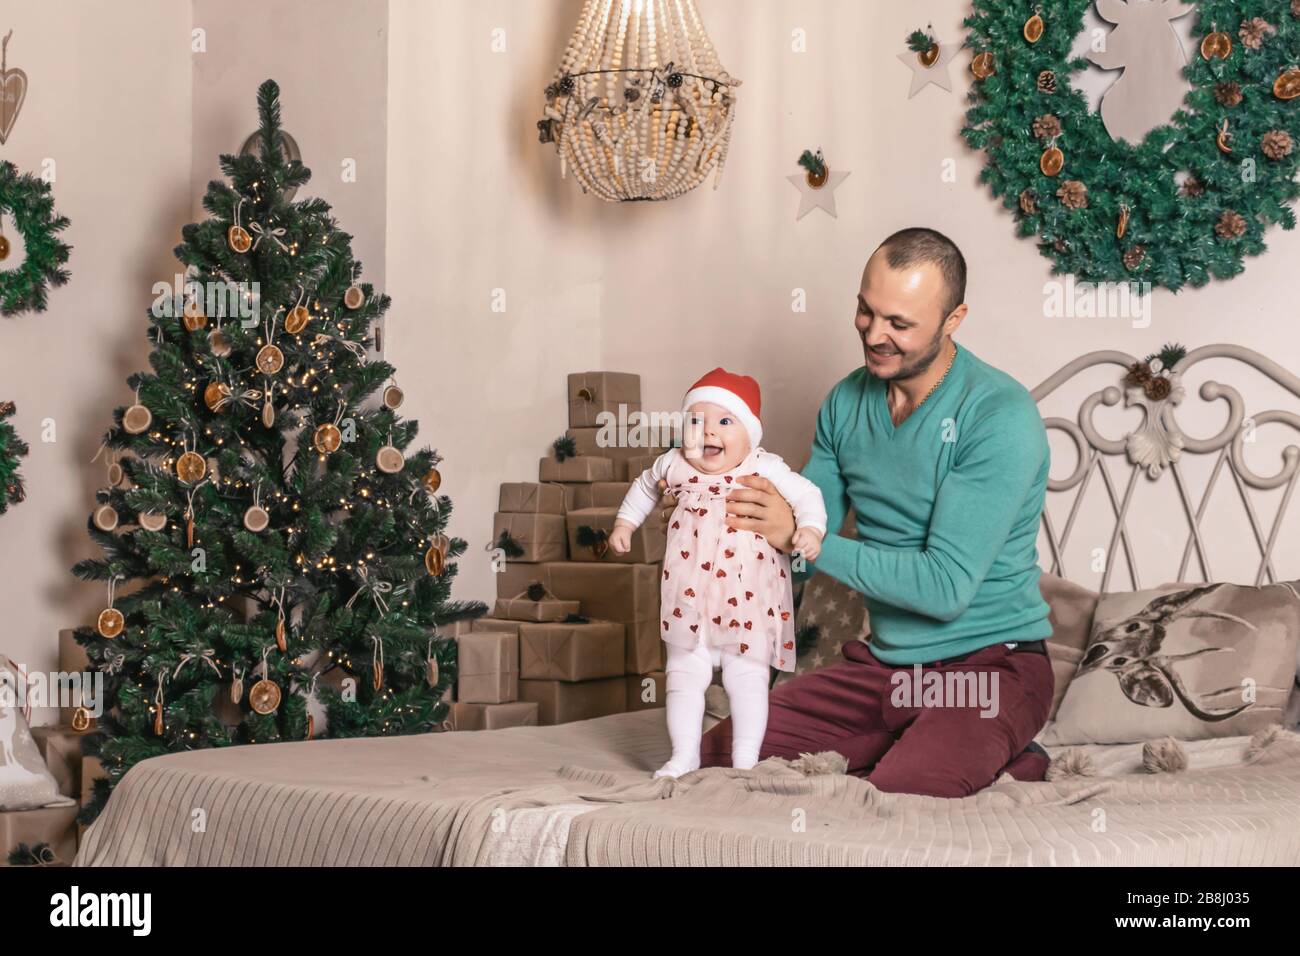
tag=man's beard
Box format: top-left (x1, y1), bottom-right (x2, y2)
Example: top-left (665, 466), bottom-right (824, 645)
top-left (863, 326), bottom-right (946, 382)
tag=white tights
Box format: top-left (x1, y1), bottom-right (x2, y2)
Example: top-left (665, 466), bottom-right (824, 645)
top-left (654, 639), bottom-right (770, 779)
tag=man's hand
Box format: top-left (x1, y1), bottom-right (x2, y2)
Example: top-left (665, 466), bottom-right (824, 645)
top-left (724, 474), bottom-right (797, 552)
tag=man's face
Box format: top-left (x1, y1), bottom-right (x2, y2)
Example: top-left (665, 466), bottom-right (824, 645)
top-left (854, 251), bottom-right (952, 382)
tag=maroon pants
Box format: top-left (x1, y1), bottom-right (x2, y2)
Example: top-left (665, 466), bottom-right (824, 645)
top-left (699, 639), bottom-right (1055, 798)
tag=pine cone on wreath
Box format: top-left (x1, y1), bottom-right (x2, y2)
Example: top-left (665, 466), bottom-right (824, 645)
top-left (1037, 70), bottom-right (1057, 94)
top-left (1181, 175), bottom-right (1206, 198)
top-left (1144, 377), bottom-right (1172, 401)
top-left (1262, 130), bottom-right (1294, 160)
top-left (1123, 245), bottom-right (1147, 270)
top-left (1215, 209), bottom-right (1247, 239)
top-left (1019, 188), bottom-right (1039, 215)
top-left (1214, 82), bottom-right (1242, 106)
top-left (1239, 17), bottom-right (1275, 50)
top-left (1057, 179), bottom-right (1088, 209)
top-left (1124, 361), bottom-right (1153, 387)
top-left (1032, 114), bottom-right (1061, 139)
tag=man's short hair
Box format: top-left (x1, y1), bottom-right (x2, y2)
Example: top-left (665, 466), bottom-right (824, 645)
top-left (877, 227), bottom-right (967, 318)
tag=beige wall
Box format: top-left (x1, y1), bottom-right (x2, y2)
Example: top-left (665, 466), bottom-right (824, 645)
top-left (4, 1), bottom-right (1299, 702)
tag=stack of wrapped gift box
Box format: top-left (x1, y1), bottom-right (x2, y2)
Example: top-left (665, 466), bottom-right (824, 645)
top-left (453, 371), bottom-right (672, 728)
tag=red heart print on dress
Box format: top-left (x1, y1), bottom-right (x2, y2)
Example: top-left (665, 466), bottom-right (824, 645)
top-left (783, 641), bottom-right (794, 650)
top-left (690, 624), bottom-right (699, 632)
top-left (712, 616), bottom-right (722, 625)
top-left (689, 476), bottom-right (698, 483)
top-left (684, 587), bottom-right (695, 597)
top-left (724, 549), bottom-right (734, 559)
top-left (780, 611), bottom-right (791, 621)
top-left (672, 521), bottom-right (680, 529)
top-left (715, 569), bottom-right (727, 578)
top-left (756, 552), bottom-right (764, 560)
top-left (672, 608), bottom-right (683, 618)
top-left (744, 621), bottom-right (752, 630)
top-left (724, 476), bottom-right (732, 483)
top-left (745, 591), bottom-right (754, 600)
top-left (767, 608), bottom-right (775, 616)
top-left (698, 508), bottom-right (708, 517)
top-left (708, 486), bottom-right (720, 494)
top-left (701, 561), bottom-right (711, 570)
top-left (740, 643), bottom-right (749, 653)
top-left (729, 619), bottom-right (740, 628)
top-left (662, 621), bottom-right (669, 630)
top-left (681, 551), bottom-right (690, 559)
top-left (727, 597), bottom-right (738, 606)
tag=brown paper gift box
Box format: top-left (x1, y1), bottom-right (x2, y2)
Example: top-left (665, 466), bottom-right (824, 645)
top-left (590, 481), bottom-right (633, 508)
top-left (566, 427), bottom-right (667, 463)
top-left (0, 805), bottom-right (79, 866)
top-left (623, 618), bottom-right (664, 675)
top-left (519, 620), bottom-right (625, 681)
top-left (492, 512), bottom-right (568, 563)
top-left (547, 561), bottom-right (660, 623)
top-left (519, 677), bottom-right (626, 725)
top-left (31, 726), bottom-right (98, 800)
top-left (455, 631), bottom-right (519, 704)
top-left (567, 371), bottom-right (641, 428)
top-left (622, 454), bottom-right (663, 482)
top-left (493, 561), bottom-right (561, 600)
top-left (471, 618), bottom-right (523, 636)
top-left (566, 507), bottom-right (665, 565)
top-left (493, 584), bottom-right (581, 622)
top-left (451, 700), bottom-right (539, 731)
top-left (498, 482), bottom-right (566, 515)
top-left (538, 455), bottom-right (614, 483)
top-left (626, 671), bottom-right (666, 711)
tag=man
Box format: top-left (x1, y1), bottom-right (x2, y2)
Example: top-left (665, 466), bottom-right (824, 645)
top-left (699, 227), bottom-right (1055, 797)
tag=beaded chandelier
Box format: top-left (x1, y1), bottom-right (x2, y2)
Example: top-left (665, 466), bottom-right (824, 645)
top-left (537, 0), bottom-right (741, 202)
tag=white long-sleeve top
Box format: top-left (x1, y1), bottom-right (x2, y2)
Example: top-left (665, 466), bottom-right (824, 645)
top-left (616, 447), bottom-right (828, 535)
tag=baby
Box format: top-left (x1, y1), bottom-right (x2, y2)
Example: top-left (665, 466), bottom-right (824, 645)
top-left (609, 368), bottom-right (827, 778)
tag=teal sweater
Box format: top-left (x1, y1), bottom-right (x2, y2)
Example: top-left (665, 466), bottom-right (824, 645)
top-left (799, 342), bottom-right (1052, 665)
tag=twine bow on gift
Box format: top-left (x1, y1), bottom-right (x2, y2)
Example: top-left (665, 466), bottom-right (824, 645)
top-left (249, 220), bottom-right (287, 251)
top-left (172, 648), bottom-right (222, 681)
top-left (512, 582), bottom-right (558, 604)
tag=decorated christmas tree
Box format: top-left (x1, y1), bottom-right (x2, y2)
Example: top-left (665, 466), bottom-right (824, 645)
top-left (0, 400), bottom-right (28, 515)
top-left (73, 80), bottom-right (485, 822)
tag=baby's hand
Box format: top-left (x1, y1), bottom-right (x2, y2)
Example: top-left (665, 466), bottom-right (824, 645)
top-left (791, 527), bottom-right (823, 561)
top-left (609, 519), bottom-right (636, 554)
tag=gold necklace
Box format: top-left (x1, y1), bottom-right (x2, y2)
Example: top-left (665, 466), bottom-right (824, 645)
top-left (890, 342), bottom-right (957, 424)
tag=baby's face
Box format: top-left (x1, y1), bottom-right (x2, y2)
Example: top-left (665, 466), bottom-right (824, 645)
top-left (682, 402), bottom-right (751, 474)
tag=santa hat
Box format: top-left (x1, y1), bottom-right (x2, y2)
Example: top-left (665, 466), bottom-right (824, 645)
top-left (682, 367), bottom-right (762, 450)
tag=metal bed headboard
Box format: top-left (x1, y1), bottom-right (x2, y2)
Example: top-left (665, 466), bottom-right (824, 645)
top-left (1031, 344), bottom-right (1300, 594)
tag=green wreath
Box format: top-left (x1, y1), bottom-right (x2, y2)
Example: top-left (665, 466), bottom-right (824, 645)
top-left (963, 0), bottom-right (1300, 291)
top-left (0, 160), bottom-right (72, 316)
top-left (0, 400), bottom-right (28, 515)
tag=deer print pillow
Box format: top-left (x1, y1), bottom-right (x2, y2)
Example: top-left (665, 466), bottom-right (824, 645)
top-left (0, 656), bottom-right (76, 810)
top-left (1042, 582), bottom-right (1300, 746)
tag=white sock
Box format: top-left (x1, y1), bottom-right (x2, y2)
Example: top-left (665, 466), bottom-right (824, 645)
top-left (655, 640), bottom-right (714, 778)
top-left (721, 650), bottom-right (770, 770)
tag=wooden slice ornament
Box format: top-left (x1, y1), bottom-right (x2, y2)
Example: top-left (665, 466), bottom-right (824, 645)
top-left (71, 707), bottom-right (92, 732)
top-left (138, 510), bottom-right (167, 532)
top-left (1040, 144), bottom-right (1064, 177)
top-left (344, 285), bottom-right (365, 310)
top-left (1024, 12), bottom-right (1044, 43)
top-left (244, 504), bottom-right (269, 533)
top-left (93, 504), bottom-right (119, 532)
top-left (106, 459), bottom-right (124, 487)
top-left (971, 51), bottom-right (996, 79)
top-left (123, 401), bottom-right (152, 435)
top-left (204, 381), bottom-right (232, 412)
top-left (1275, 67), bottom-right (1300, 101)
top-left (376, 444), bottom-right (405, 474)
top-left (208, 327), bottom-right (232, 357)
top-left (382, 383), bottom-right (404, 409)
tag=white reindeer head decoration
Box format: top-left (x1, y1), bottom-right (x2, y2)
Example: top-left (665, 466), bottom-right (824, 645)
top-left (1088, 0), bottom-right (1196, 145)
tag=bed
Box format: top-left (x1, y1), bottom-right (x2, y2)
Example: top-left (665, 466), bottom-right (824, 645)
top-left (75, 344), bottom-right (1300, 866)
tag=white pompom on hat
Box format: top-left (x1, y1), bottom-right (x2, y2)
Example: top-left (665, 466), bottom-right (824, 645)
top-left (682, 367), bottom-right (762, 450)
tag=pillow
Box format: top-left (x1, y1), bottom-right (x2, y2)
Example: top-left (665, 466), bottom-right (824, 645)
top-left (1042, 581), bottom-right (1300, 746)
top-left (773, 574), bottom-right (870, 686)
top-left (1037, 572), bottom-right (1100, 720)
top-left (0, 656), bottom-right (77, 810)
